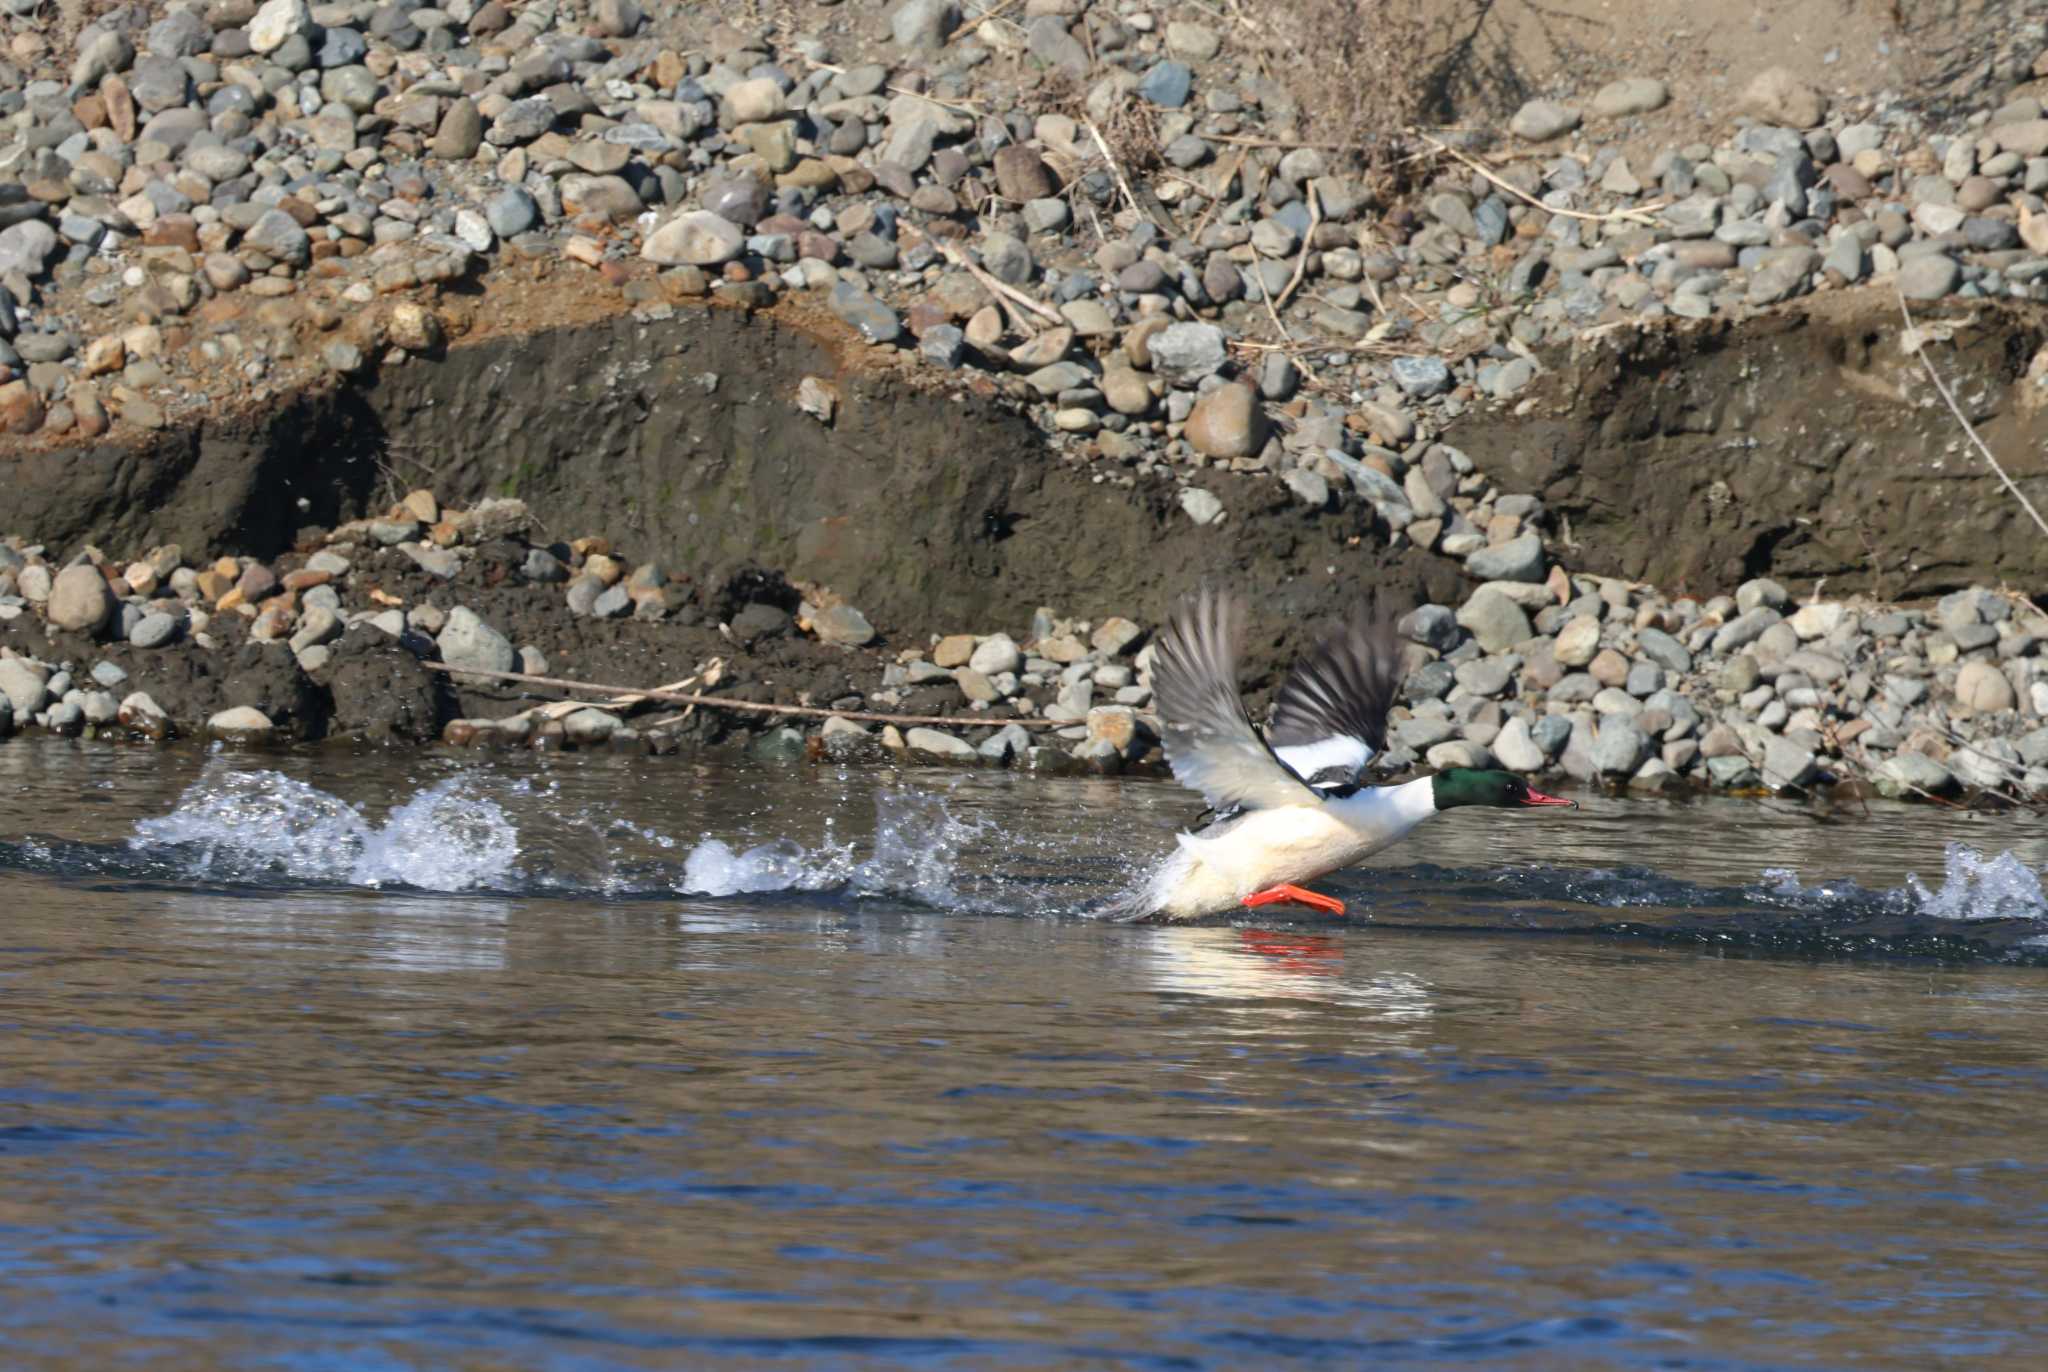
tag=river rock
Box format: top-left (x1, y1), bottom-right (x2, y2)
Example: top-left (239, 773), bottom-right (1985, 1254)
top-left (130, 611), bottom-right (180, 648)
top-left (1492, 715), bottom-right (1547, 772)
top-left (891, 0), bottom-right (957, 50)
top-left (1955, 660), bottom-right (2017, 713)
top-left (1592, 719), bottom-right (1649, 775)
top-left (1509, 99), bottom-right (1580, 141)
top-left (644, 211), bottom-right (744, 266)
top-left (1761, 734), bottom-right (1819, 788)
top-left (1552, 616), bottom-right (1600, 665)
top-left (813, 604), bottom-right (877, 647)
top-left (1878, 752), bottom-right (1957, 796)
top-left (47, 564), bottom-right (117, 634)
top-left (1179, 488), bottom-right (1225, 525)
top-left (1183, 383), bottom-right (1265, 458)
top-left (439, 607), bottom-right (515, 677)
top-left (207, 706), bottom-right (275, 740)
top-left (906, 726), bottom-right (977, 760)
top-left (249, 0), bottom-right (312, 54)
top-left (967, 632), bottom-right (1021, 675)
top-left (725, 78), bottom-right (787, 125)
top-left (1590, 77), bottom-right (1668, 118)
top-left (1147, 323), bottom-right (1227, 381)
top-left (1741, 67), bottom-right (1826, 127)
top-left (1465, 534), bottom-right (1545, 583)
top-left (1898, 254), bottom-right (1960, 301)
top-left (1456, 589), bottom-right (1532, 653)
top-left (0, 659), bottom-right (48, 716)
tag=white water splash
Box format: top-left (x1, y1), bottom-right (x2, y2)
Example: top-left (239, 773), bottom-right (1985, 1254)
top-left (130, 769), bottom-right (519, 892)
top-left (1755, 843), bottom-right (2048, 923)
top-left (1906, 843), bottom-right (2048, 922)
top-left (679, 789), bottom-right (988, 908)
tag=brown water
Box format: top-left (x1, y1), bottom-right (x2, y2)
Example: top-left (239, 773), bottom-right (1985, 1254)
top-left (3, 738), bottom-right (2047, 1370)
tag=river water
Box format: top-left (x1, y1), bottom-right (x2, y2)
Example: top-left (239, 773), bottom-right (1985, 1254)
top-left (3, 737), bottom-right (2047, 1369)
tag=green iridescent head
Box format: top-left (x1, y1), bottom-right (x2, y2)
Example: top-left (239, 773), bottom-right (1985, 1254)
top-left (1430, 769), bottom-right (1578, 811)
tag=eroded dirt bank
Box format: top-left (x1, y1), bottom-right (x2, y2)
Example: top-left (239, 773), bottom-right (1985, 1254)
top-left (1449, 296), bottom-right (2048, 601)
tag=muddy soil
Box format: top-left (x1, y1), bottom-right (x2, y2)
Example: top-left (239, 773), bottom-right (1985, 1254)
top-left (5, 300), bottom-right (1473, 739)
top-left (1447, 296), bottom-right (2048, 602)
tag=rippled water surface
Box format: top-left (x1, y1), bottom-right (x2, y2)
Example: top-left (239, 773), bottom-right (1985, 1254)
top-left (4, 738), bottom-right (2048, 1370)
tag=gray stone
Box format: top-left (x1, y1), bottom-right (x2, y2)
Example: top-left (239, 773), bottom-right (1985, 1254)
top-left (1510, 99), bottom-right (1581, 141)
top-left (891, 0), bottom-right (958, 50)
top-left (129, 612), bottom-right (179, 648)
top-left (1711, 608), bottom-right (1782, 654)
top-left (1454, 658), bottom-right (1513, 697)
top-left (485, 186), bottom-right (538, 238)
top-left (1147, 322), bottom-right (1227, 381)
top-left (1400, 604), bottom-right (1459, 651)
top-left (1179, 487), bottom-right (1225, 526)
top-left (1898, 254), bottom-right (1960, 301)
top-left (47, 564), bottom-right (116, 634)
top-left (970, 633), bottom-right (1022, 676)
top-left (1590, 77), bottom-right (1668, 118)
top-left (1464, 533), bottom-right (1545, 583)
top-left (563, 708), bottom-right (619, 745)
top-left (1390, 355), bottom-right (1452, 397)
top-left (828, 283), bottom-right (903, 344)
top-left (1492, 715), bottom-right (1547, 772)
top-left (1140, 61), bottom-right (1192, 109)
top-left (920, 326), bottom-right (965, 369)
top-left (0, 659), bottom-right (48, 717)
top-left (1877, 752), bottom-right (1957, 796)
top-left (1285, 469), bottom-right (1331, 508)
top-left (1457, 589), bottom-right (1532, 653)
top-left (906, 726), bottom-right (978, 760)
top-left (643, 210), bottom-right (743, 266)
top-left (591, 584), bottom-right (633, 619)
top-left (0, 222), bottom-right (60, 279)
top-left (438, 607), bottom-right (515, 677)
top-left (249, 0), bottom-right (312, 53)
top-left (813, 604), bottom-right (876, 646)
top-left (207, 706), bottom-right (274, 739)
top-left (978, 722), bottom-right (1033, 764)
top-left (1635, 627), bottom-right (1692, 673)
top-left (244, 209), bottom-right (311, 266)
top-left (1761, 733), bottom-right (1819, 789)
top-left (1531, 715), bottom-right (1573, 756)
top-left (1592, 719), bottom-right (1649, 775)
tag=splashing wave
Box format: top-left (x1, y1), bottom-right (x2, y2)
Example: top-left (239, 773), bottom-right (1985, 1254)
top-left (129, 769), bottom-right (520, 892)
top-left (2, 768), bottom-right (2038, 960)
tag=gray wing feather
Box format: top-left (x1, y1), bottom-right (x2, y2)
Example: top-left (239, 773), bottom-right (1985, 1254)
top-left (1267, 602), bottom-right (1404, 787)
top-left (1151, 587), bottom-right (1321, 814)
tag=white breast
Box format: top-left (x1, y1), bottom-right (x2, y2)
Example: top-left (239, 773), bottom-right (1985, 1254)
top-left (1146, 778), bottom-right (1439, 921)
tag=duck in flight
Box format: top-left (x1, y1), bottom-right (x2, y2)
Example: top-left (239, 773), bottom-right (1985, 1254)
top-left (1119, 585), bottom-right (1576, 922)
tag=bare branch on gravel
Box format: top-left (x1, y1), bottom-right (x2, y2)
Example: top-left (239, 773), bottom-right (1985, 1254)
top-left (424, 662), bottom-right (1069, 729)
top-left (937, 241), bottom-right (1064, 333)
top-left (1415, 132), bottom-right (1668, 226)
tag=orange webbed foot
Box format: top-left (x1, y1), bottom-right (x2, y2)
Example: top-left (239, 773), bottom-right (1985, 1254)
top-left (1241, 883), bottom-right (1346, 916)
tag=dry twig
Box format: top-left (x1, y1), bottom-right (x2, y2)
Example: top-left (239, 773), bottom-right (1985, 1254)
top-left (937, 241), bottom-right (1063, 332)
top-left (1415, 132), bottom-right (1668, 227)
top-left (425, 662), bottom-right (1068, 730)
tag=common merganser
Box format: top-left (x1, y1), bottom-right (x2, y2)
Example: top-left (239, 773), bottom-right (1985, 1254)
top-left (1115, 586), bottom-right (1576, 922)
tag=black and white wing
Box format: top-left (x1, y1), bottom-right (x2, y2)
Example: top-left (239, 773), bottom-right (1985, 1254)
top-left (1151, 587), bottom-right (1322, 815)
top-left (1267, 602), bottom-right (1404, 792)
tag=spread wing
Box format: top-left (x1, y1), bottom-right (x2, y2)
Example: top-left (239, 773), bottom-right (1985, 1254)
top-left (1151, 586), bottom-right (1321, 814)
top-left (1268, 602), bottom-right (1404, 791)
